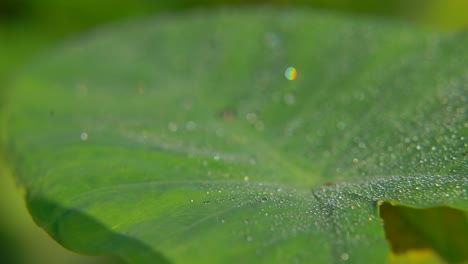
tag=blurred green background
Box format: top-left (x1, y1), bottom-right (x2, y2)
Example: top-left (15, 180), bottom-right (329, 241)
top-left (0, 1), bottom-right (467, 263)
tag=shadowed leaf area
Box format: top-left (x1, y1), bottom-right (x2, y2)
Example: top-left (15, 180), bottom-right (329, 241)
top-left (27, 196), bottom-right (168, 264)
top-left (380, 202), bottom-right (468, 263)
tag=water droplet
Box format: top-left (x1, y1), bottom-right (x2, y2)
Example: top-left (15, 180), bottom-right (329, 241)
top-left (340, 253), bottom-right (349, 261)
top-left (284, 67), bottom-right (297, 80)
top-left (215, 128), bottom-right (224, 137)
top-left (336, 122), bottom-right (346, 130)
top-left (246, 113), bottom-right (257, 123)
top-left (254, 121), bottom-right (264, 131)
top-left (168, 122), bottom-right (178, 132)
top-left (284, 93), bottom-right (296, 105)
top-left (185, 121), bottom-right (197, 131)
top-left (77, 83), bottom-right (88, 96)
top-left (80, 132), bottom-right (88, 141)
top-left (265, 32), bottom-right (280, 49)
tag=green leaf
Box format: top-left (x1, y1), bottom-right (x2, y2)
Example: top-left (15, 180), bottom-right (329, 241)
top-left (380, 202), bottom-right (468, 262)
top-left (4, 8), bottom-right (468, 263)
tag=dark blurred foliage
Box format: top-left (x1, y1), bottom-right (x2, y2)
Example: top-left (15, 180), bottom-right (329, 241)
top-left (0, 0), bottom-right (30, 20)
top-left (0, 227), bottom-right (23, 264)
top-left (0, 0), bottom-right (432, 26)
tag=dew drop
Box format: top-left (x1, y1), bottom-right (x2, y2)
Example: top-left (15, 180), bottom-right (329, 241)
top-left (215, 128), bottom-right (224, 137)
top-left (336, 122), bottom-right (346, 130)
top-left (284, 66), bottom-right (297, 81)
top-left (168, 122), bottom-right (178, 132)
top-left (246, 113), bottom-right (257, 123)
top-left (284, 93), bottom-right (296, 105)
top-left (80, 132), bottom-right (88, 141)
top-left (77, 83), bottom-right (88, 96)
top-left (185, 121), bottom-right (197, 131)
top-left (265, 32), bottom-right (280, 49)
top-left (255, 121), bottom-right (265, 131)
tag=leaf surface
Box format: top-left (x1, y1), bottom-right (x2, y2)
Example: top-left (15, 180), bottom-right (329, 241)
top-left (5, 9), bottom-right (468, 263)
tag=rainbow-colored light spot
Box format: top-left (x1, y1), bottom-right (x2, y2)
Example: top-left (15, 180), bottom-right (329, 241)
top-left (284, 66), bottom-right (297, 80)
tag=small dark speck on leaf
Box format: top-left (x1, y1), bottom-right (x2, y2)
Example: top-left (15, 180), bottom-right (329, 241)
top-left (219, 107), bottom-right (236, 121)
